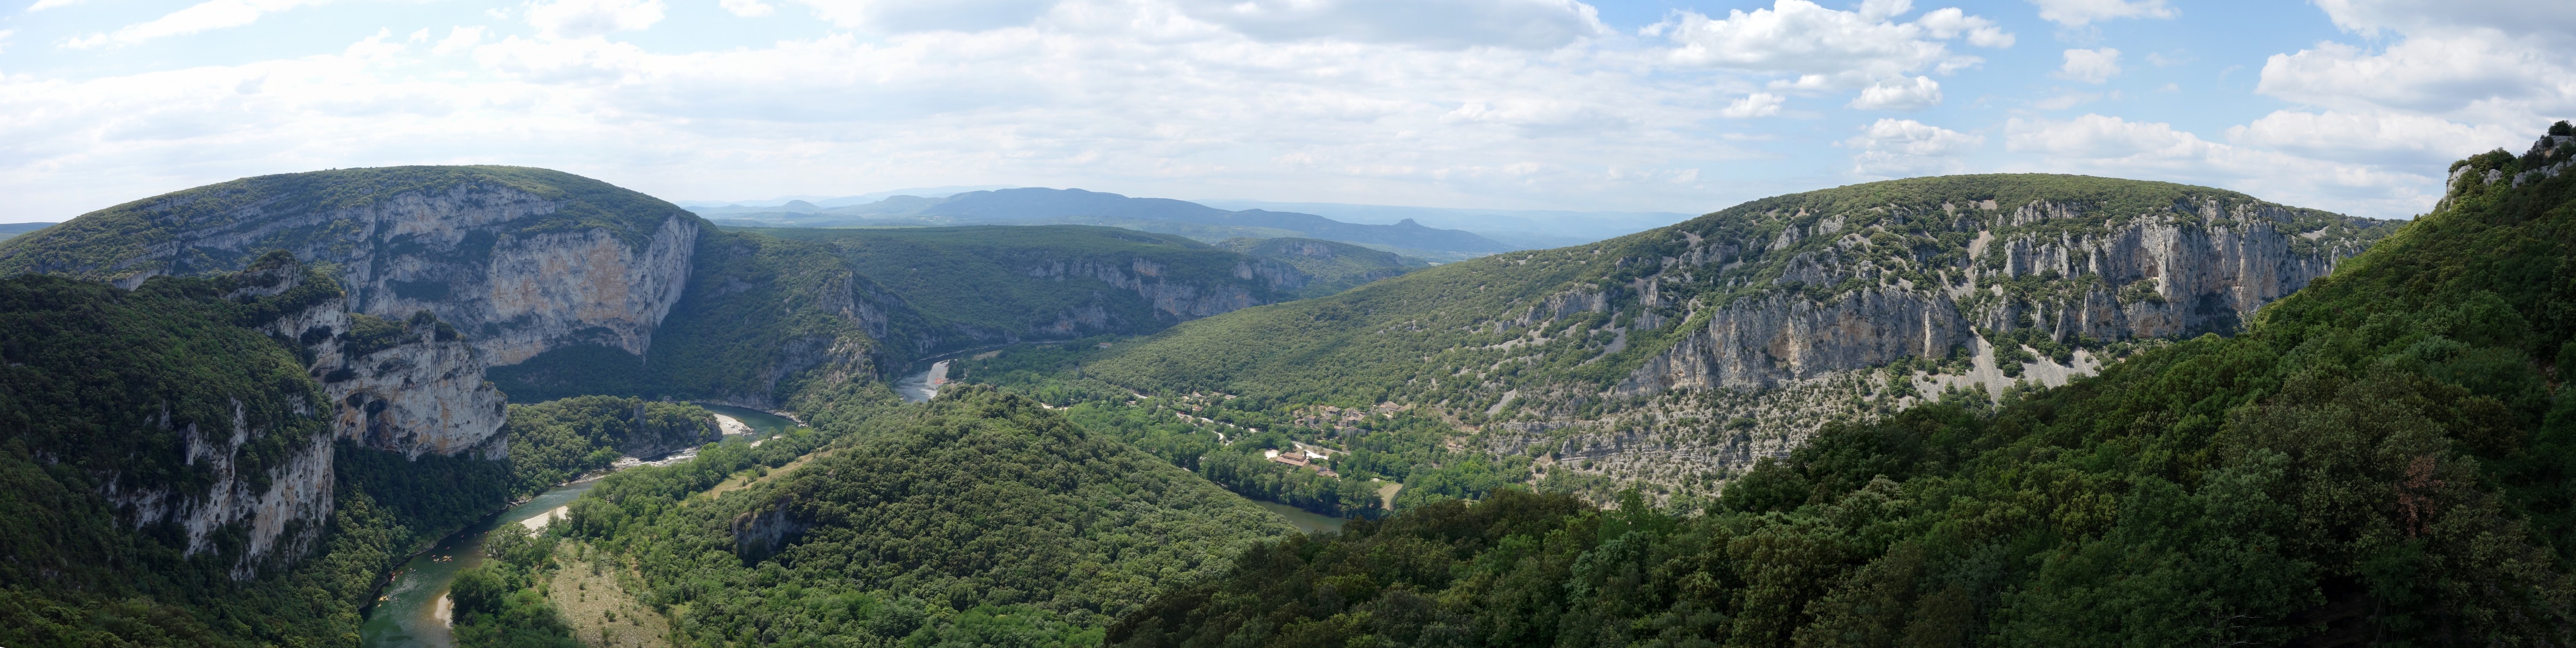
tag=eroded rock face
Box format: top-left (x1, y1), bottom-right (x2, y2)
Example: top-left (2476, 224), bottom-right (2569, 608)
top-left (1616, 200), bottom-right (2370, 394)
top-left (246, 262), bottom-right (507, 457)
top-left (1023, 257), bottom-right (1262, 320)
top-left (18, 172), bottom-right (699, 368)
top-left (102, 414), bottom-right (338, 579)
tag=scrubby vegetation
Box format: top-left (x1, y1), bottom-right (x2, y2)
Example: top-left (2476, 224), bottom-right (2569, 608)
top-left (546, 386), bottom-right (1297, 646)
top-left (1104, 137), bottom-right (2576, 646)
top-left (503, 396), bottom-right (719, 494)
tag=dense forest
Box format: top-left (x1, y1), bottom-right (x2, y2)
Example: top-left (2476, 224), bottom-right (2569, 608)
top-left (0, 257), bottom-right (494, 647)
top-left (1102, 136), bottom-right (2576, 646)
top-left (470, 385), bottom-right (1298, 646)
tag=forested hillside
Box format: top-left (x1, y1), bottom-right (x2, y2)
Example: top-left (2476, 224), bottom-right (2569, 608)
top-left (1103, 131), bottom-right (2576, 646)
top-left (994, 174), bottom-right (2395, 504)
top-left (503, 385), bottom-right (1298, 646)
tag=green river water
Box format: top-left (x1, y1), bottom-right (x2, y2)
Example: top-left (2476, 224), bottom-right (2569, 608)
top-left (357, 404), bottom-right (803, 647)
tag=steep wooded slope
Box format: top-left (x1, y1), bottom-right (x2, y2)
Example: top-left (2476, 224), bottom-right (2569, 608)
top-left (1076, 174), bottom-right (2395, 500)
top-left (1104, 131), bottom-right (2576, 648)
top-left (548, 386), bottom-right (1298, 646)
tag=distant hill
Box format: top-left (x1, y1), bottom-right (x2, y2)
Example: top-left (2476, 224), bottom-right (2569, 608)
top-left (1037, 173), bottom-right (2398, 504)
top-left (1193, 199), bottom-right (1690, 248)
top-left (0, 221), bottom-right (56, 242)
top-left (695, 188), bottom-right (1516, 255)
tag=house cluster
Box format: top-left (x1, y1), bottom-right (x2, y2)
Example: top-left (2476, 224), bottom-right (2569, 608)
top-left (1264, 444), bottom-right (1340, 478)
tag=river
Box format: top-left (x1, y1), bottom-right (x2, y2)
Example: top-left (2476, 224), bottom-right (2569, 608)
top-left (359, 404), bottom-right (804, 648)
top-left (894, 360), bottom-right (950, 403)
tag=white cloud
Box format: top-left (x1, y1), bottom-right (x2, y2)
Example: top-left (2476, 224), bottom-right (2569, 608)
top-left (720, 0), bottom-right (775, 17)
top-left (1721, 93), bottom-right (1784, 118)
top-left (431, 26), bottom-right (486, 55)
top-left (2226, 110), bottom-right (2518, 167)
top-left (61, 0), bottom-right (329, 49)
top-left (2258, 38), bottom-right (2566, 115)
top-left (2058, 48), bottom-right (2120, 83)
top-left (1848, 76), bottom-right (1940, 110)
top-left (1846, 118), bottom-right (1980, 176)
top-left (0, 6), bottom-right (1762, 224)
top-left (1655, 0), bottom-right (2005, 110)
top-left (783, 0), bottom-right (1055, 33)
top-left (0, 30), bottom-right (12, 55)
top-left (2006, 113), bottom-right (2441, 217)
top-left (526, 0), bottom-right (666, 39)
top-left (2025, 0), bottom-right (2174, 27)
top-left (26, 0), bottom-right (86, 10)
top-left (1170, 0), bottom-right (1607, 50)
top-left (2308, 0), bottom-right (2576, 39)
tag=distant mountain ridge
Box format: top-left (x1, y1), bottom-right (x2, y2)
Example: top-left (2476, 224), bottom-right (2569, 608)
top-left (696, 187), bottom-right (1516, 255)
top-left (1192, 199), bottom-right (1690, 248)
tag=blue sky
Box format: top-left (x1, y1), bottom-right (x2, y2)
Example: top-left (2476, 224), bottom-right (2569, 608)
top-left (2, 0), bottom-right (2568, 224)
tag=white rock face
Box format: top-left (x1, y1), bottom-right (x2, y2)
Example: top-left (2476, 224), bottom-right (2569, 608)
top-left (100, 259), bottom-right (507, 577)
top-left (1617, 200), bottom-right (2364, 395)
top-left (84, 180), bottom-right (698, 368)
top-left (248, 264), bottom-right (508, 457)
top-left (102, 412), bottom-right (338, 579)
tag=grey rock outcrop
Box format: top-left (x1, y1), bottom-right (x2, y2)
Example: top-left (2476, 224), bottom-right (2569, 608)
top-left (1614, 199), bottom-right (2372, 395)
top-left (0, 167), bottom-right (701, 368)
top-left (242, 260), bottom-right (507, 457)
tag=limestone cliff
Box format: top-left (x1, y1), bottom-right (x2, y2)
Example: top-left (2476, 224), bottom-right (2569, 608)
top-left (236, 255), bottom-right (508, 457)
top-left (1614, 198), bottom-right (2368, 394)
top-left (1084, 174), bottom-right (2401, 503)
top-left (0, 166), bottom-right (701, 367)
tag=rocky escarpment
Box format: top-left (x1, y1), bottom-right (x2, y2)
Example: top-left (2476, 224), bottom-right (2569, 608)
top-left (1614, 199), bottom-right (2368, 394)
top-left (0, 166), bottom-right (700, 367)
top-left (238, 256), bottom-right (507, 457)
top-left (1084, 174), bottom-right (2400, 505)
top-left (1025, 257), bottom-right (1263, 322)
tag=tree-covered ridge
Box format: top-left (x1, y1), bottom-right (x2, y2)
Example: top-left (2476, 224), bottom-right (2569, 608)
top-left (1089, 173), bottom-right (2391, 407)
top-left (548, 385), bottom-right (1298, 646)
top-left (0, 259), bottom-right (483, 647)
top-left (754, 225), bottom-right (1310, 338)
top-left (1216, 237), bottom-right (1426, 299)
top-left (487, 228), bottom-right (927, 406)
top-left (0, 165), bottom-right (693, 282)
top-left (0, 255), bottom-right (335, 505)
top-left (1103, 136), bottom-right (2576, 646)
top-left (503, 396), bottom-right (718, 494)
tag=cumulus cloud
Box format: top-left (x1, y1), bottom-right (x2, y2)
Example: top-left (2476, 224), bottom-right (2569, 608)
top-left (1653, 0), bottom-right (2006, 110)
top-left (720, 0), bottom-right (775, 17)
top-left (431, 26), bottom-right (486, 55)
top-left (2058, 48), bottom-right (2120, 83)
top-left (1848, 76), bottom-right (1941, 110)
top-left (1171, 0), bottom-right (1606, 50)
top-left (2226, 110), bottom-right (2517, 167)
top-left (783, 0), bottom-right (1056, 33)
top-left (1846, 118), bottom-right (1980, 176)
top-left (525, 0), bottom-right (665, 39)
top-left (2025, 0), bottom-right (2175, 27)
top-left (1722, 93), bottom-right (1785, 118)
top-left (2007, 113), bottom-right (2441, 217)
top-left (62, 0), bottom-right (330, 49)
top-left (0, 8), bottom-right (1756, 223)
top-left (26, 0), bottom-right (88, 10)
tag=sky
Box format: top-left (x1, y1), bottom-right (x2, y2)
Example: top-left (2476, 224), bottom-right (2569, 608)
top-left (2, 0), bottom-right (2570, 224)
